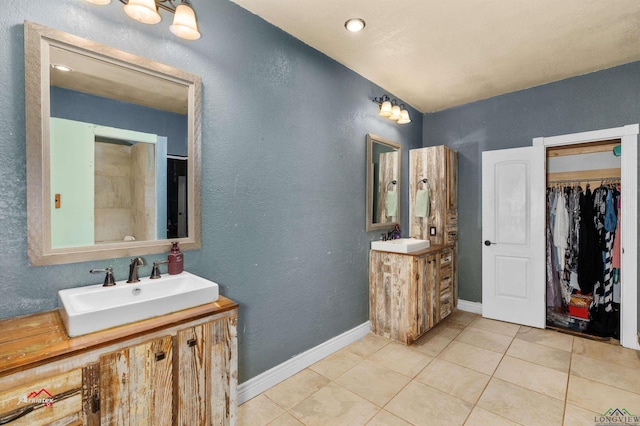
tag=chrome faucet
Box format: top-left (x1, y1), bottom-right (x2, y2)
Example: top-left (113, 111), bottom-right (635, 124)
top-left (127, 257), bottom-right (145, 283)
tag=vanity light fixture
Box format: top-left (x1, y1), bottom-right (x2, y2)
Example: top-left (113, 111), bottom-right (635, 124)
top-left (373, 95), bottom-right (411, 125)
top-left (344, 18), bottom-right (366, 32)
top-left (84, 0), bottom-right (201, 40)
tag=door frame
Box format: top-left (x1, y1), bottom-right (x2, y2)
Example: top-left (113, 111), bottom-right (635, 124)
top-left (533, 124), bottom-right (639, 350)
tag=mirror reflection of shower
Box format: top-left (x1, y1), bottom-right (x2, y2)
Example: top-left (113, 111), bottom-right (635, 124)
top-left (167, 156), bottom-right (188, 239)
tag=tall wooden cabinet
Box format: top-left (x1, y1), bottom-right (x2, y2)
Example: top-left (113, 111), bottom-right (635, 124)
top-left (370, 245), bottom-right (454, 345)
top-left (409, 145), bottom-right (458, 304)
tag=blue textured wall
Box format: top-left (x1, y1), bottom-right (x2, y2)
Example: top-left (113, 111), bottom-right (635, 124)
top-left (0, 1), bottom-right (422, 382)
top-left (422, 61), bottom-right (640, 329)
top-left (51, 87), bottom-right (188, 156)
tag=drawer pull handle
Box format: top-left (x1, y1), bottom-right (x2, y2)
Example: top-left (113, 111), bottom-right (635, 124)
top-left (187, 338), bottom-right (197, 347)
top-left (155, 351), bottom-right (166, 361)
top-left (91, 393), bottom-right (100, 413)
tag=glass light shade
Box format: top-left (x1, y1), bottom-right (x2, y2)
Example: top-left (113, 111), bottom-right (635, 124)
top-left (85, 0), bottom-right (111, 4)
top-left (124, 0), bottom-right (161, 24)
top-left (170, 3), bottom-right (201, 40)
top-left (379, 101), bottom-right (392, 117)
top-left (344, 18), bottom-right (366, 32)
top-left (397, 109), bottom-right (411, 124)
top-left (389, 105), bottom-right (402, 121)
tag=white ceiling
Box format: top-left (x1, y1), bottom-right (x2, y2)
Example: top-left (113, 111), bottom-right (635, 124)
top-left (230, 0), bottom-right (640, 113)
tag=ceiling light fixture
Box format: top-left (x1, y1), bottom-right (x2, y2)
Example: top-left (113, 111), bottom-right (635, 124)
top-left (373, 95), bottom-right (411, 125)
top-left (344, 18), bottom-right (366, 32)
top-left (84, 0), bottom-right (201, 40)
top-left (51, 64), bottom-right (73, 72)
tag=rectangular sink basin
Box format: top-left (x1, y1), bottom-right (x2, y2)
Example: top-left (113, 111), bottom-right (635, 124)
top-left (371, 238), bottom-right (431, 254)
top-left (58, 271), bottom-right (219, 337)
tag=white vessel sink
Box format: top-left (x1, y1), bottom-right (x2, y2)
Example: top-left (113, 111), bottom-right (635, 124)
top-left (58, 271), bottom-right (219, 337)
top-left (371, 238), bottom-right (431, 254)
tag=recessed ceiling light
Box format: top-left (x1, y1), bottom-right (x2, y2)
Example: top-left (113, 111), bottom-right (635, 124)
top-left (51, 64), bottom-right (73, 72)
top-left (344, 18), bottom-right (365, 33)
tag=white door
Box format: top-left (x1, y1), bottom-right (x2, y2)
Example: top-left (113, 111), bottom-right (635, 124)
top-left (482, 146), bottom-right (546, 328)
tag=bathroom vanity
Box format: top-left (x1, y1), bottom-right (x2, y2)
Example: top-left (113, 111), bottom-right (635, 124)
top-left (370, 245), bottom-right (455, 345)
top-left (0, 297), bottom-right (237, 425)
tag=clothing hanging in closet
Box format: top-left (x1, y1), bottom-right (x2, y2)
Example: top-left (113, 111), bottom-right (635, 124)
top-left (545, 181), bottom-right (621, 338)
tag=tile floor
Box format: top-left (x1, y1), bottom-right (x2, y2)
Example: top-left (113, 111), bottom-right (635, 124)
top-left (239, 310), bottom-right (640, 426)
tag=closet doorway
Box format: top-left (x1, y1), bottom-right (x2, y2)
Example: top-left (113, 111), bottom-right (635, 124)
top-left (482, 124), bottom-right (639, 350)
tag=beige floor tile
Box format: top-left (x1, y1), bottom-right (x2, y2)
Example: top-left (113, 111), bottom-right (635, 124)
top-left (415, 358), bottom-right (490, 404)
top-left (412, 333), bottom-right (454, 357)
top-left (562, 404), bottom-right (600, 426)
top-left (464, 406), bottom-right (520, 426)
top-left (368, 342), bottom-right (433, 377)
top-left (567, 375), bottom-right (640, 415)
top-left (289, 382), bottom-right (379, 426)
top-left (365, 409), bottom-right (413, 425)
top-left (572, 337), bottom-right (640, 370)
top-left (427, 319), bottom-right (468, 339)
top-left (267, 412), bottom-right (304, 426)
top-left (347, 334), bottom-right (390, 358)
top-left (507, 338), bottom-right (571, 372)
top-left (571, 353), bottom-right (640, 395)
top-left (238, 394), bottom-right (286, 426)
top-left (455, 326), bottom-right (514, 354)
top-left (477, 378), bottom-right (564, 426)
top-left (447, 309), bottom-right (480, 326)
top-left (438, 340), bottom-right (503, 375)
top-left (335, 359), bottom-right (411, 407)
top-left (386, 380), bottom-right (472, 426)
top-left (516, 326), bottom-right (573, 352)
top-left (309, 347), bottom-right (363, 380)
top-left (494, 356), bottom-right (568, 400)
top-left (264, 369), bottom-right (330, 409)
top-left (470, 317), bottom-right (520, 337)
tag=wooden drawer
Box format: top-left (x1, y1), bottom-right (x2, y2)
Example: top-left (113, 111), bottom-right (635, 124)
top-left (440, 275), bottom-right (452, 293)
top-left (446, 230), bottom-right (458, 243)
top-left (440, 251), bottom-right (453, 267)
top-left (446, 211), bottom-right (458, 224)
top-left (0, 370), bottom-right (83, 425)
top-left (440, 289), bottom-right (453, 320)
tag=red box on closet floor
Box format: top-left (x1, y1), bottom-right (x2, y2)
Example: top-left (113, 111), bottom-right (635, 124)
top-left (568, 294), bottom-right (592, 319)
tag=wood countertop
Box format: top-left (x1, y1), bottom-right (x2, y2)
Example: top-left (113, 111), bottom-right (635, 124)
top-left (370, 243), bottom-right (453, 257)
top-left (0, 296), bottom-right (238, 377)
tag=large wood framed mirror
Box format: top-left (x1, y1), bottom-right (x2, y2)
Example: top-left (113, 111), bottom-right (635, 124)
top-left (366, 134), bottom-right (401, 232)
top-left (25, 21), bottom-right (202, 266)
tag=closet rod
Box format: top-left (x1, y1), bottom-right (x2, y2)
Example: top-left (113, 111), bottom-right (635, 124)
top-left (547, 176), bottom-right (620, 185)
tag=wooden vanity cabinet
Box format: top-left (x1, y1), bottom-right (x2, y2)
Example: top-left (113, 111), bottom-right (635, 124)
top-left (0, 298), bottom-right (237, 426)
top-left (370, 245), bottom-right (454, 345)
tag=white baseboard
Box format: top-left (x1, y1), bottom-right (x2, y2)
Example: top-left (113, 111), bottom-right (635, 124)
top-left (457, 299), bottom-right (482, 315)
top-left (237, 321), bottom-right (372, 405)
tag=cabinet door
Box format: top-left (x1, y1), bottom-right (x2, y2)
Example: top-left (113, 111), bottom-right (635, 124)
top-left (446, 147), bottom-right (458, 211)
top-left (176, 317), bottom-right (238, 426)
top-left (0, 370), bottom-right (83, 426)
top-left (176, 323), bottom-right (210, 425)
top-left (100, 335), bottom-right (173, 426)
top-left (416, 255), bottom-right (436, 338)
top-left (438, 250), bottom-right (454, 321)
top-left (370, 251), bottom-right (415, 344)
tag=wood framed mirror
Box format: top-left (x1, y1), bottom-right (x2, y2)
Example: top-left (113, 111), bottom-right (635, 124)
top-left (366, 134), bottom-right (401, 232)
top-left (25, 21), bottom-right (202, 266)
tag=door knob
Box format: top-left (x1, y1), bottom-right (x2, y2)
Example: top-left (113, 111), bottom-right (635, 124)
top-left (484, 240), bottom-right (496, 246)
